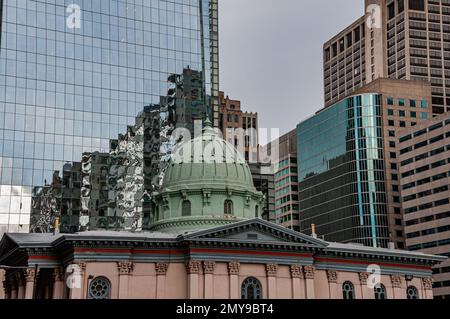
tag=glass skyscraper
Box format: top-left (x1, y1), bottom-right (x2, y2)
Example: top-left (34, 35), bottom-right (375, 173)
top-left (0, 0), bottom-right (219, 233)
top-left (297, 94), bottom-right (390, 248)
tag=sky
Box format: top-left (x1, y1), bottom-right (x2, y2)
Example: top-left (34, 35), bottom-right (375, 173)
top-left (219, 0), bottom-right (364, 135)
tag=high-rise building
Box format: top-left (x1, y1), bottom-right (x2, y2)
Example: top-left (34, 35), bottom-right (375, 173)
top-left (397, 112), bottom-right (450, 299)
top-left (324, 0), bottom-right (450, 115)
top-left (298, 78), bottom-right (432, 248)
top-left (268, 129), bottom-right (300, 231)
top-left (0, 0), bottom-right (219, 233)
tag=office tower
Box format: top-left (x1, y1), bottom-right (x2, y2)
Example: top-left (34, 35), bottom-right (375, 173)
top-left (324, 0), bottom-right (450, 115)
top-left (219, 91), bottom-right (259, 162)
top-left (268, 129), bottom-right (300, 231)
top-left (298, 78), bottom-right (432, 248)
top-left (0, 0), bottom-right (219, 233)
top-left (397, 112), bottom-right (450, 299)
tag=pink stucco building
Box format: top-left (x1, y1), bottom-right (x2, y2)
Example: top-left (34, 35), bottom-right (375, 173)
top-left (0, 218), bottom-right (445, 300)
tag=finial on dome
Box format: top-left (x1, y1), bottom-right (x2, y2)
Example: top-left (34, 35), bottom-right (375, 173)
top-left (203, 116), bottom-right (215, 135)
top-left (204, 116), bottom-right (212, 128)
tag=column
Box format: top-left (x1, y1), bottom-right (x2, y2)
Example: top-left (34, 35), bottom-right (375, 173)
top-left (52, 268), bottom-right (64, 299)
top-left (290, 265), bottom-right (305, 299)
top-left (303, 266), bottom-right (315, 299)
top-left (228, 262), bottom-right (240, 299)
top-left (203, 261), bottom-right (216, 299)
top-left (422, 278), bottom-right (434, 300)
top-left (17, 272), bottom-right (25, 299)
top-left (186, 260), bottom-right (202, 299)
top-left (24, 269), bottom-right (37, 299)
top-left (0, 270), bottom-right (5, 300)
top-left (3, 280), bottom-right (11, 299)
top-left (155, 263), bottom-right (169, 299)
top-left (266, 264), bottom-right (278, 299)
top-left (327, 270), bottom-right (338, 299)
top-left (390, 275), bottom-right (404, 299)
top-left (10, 278), bottom-right (18, 300)
top-left (359, 273), bottom-right (370, 299)
top-left (117, 262), bottom-right (135, 299)
top-left (68, 263), bottom-right (86, 299)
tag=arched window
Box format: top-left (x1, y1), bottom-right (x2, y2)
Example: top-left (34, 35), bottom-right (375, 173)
top-left (374, 284), bottom-right (387, 300)
top-left (241, 277), bottom-right (262, 300)
top-left (255, 205), bottom-right (259, 218)
top-left (224, 200), bottom-right (234, 215)
top-left (407, 286), bottom-right (419, 299)
top-left (342, 281), bottom-right (355, 300)
top-left (182, 200), bottom-right (191, 217)
top-left (88, 277), bottom-right (111, 299)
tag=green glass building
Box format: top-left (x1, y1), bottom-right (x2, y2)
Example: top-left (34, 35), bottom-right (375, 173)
top-left (297, 94), bottom-right (390, 248)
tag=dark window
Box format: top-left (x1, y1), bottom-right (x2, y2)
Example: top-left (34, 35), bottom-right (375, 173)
top-left (241, 277), bottom-right (262, 300)
top-left (182, 200), bottom-right (191, 217)
top-left (409, 0), bottom-right (425, 11)
top-left (343, 281), bottom-right (355, 300)
top-left (407, 286), bottom-right (419, 299)
top-left (375, 284), bottom-right (387, 299)
top-left (224, 200), bottom-right (234, 215)
top-left (388, 2), bottom-right (395, 19)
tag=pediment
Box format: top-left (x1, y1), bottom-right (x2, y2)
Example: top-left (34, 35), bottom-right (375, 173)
top-left (183, 219), bottom-right (328, 248)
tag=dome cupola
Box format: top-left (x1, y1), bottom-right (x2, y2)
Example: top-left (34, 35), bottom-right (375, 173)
top-left (151, 119), bottom-right (264, 233)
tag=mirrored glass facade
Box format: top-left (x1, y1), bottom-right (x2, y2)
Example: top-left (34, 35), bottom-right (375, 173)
top-left (297, 94), bottom-right (390, 248)
top-left (0, 0), bottom-right (219, 233)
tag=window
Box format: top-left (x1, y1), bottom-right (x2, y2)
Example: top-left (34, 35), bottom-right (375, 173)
top-left (399, 99), bottom-right (405, 107)
top-left (255, 205), bottom-right (259, 218)
top-left (409, 0), bottom-right (425, 11)
top-left (88, 277), bottom-right (111, 299)
top-left (241, 277), bottom-right (262, 300)
top-left (407, 286), bottom-right (419, 299)
top-left (388, 109), bottom-right (394, 116)
top-left (342, 281), bottom-right (355, 300)
top-left (387, 97), bottom-right (394, 105)
top-left (374, 284), bottom-right (387, 299)
top-left (182, 200), bottom-right (191, 217)
top-left (224, 200), bottom-right (234, 215)
top-left (421, 100), bottom-right (428, 108)
top-left (411, 111), bottom-right (417, 118)
top-left (410, 100), bottom-right (417, 108)
top-left (421, 112), bottom-right (428, 120)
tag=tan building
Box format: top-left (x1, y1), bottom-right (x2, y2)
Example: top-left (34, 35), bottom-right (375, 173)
top-left (268, 130), bottom-right (300, 231)
top-left (219, 91), bottom-right (259, 162)
top-left (397, 112), bottom-right (450, 299)
top-left (324, 0), bottom-right (450, 115)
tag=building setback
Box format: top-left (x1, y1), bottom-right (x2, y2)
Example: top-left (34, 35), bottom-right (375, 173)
top-left (397, 112), bottom-right (450, 299)
top-left (298, 78), bottom-right (432, 249)
top-left (324, 0), bottom-right (450, 115)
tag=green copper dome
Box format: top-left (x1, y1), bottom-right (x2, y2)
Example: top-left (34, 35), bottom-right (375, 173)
top-left (151, 120), bottom-right (264, 233)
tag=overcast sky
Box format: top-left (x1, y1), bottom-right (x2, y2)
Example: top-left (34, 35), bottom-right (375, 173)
top-left (219, 0), bottom-right (364, 135)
